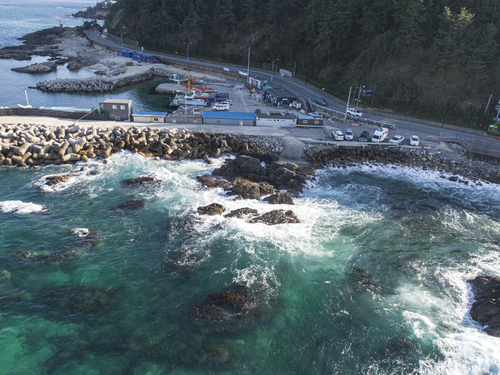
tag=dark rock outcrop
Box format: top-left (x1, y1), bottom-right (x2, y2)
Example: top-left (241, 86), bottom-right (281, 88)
top-left (212, 155), bottom-right (312, 196)
top-left (196, 175), bottom-right (231, 190)
top-left (248, 209), bottom-right (300, 225)
top-left (226, 178), bottom-right (268, 200)
top-left (224, 207), bottom-right (259, 219)
top-left (121, 176), bottom-right (162, 187)
top-left (468, 275), bottom-right (500, 337)
top-left (263, 192), bottom-right (294, 205)
top-left (45, 174), bottom-right (79, 186)
top-left (11, 62), bottom-right (57, 73)
top-left (197, 203), bottom-right (226, 216)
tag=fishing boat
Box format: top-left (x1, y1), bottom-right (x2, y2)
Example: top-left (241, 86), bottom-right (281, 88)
top-left (169, 74), bottom-right (183, 84)
top-left (189, 86), bottom-right (218, 93)
top-left (169, 93), bottom-right (207, 108)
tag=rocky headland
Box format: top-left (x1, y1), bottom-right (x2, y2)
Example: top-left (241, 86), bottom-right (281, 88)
top-left (0, 26), bottom-right (100, 65)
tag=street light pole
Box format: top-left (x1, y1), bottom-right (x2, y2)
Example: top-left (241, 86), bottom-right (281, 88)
top-left (185, 42), bottom-right (193, 61)
top-left (344, 86), bottom-right (352, 122)
top-left (268, 58), bottom-right (279, 81)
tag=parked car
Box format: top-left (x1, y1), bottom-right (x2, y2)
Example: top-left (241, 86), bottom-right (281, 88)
top-left (220, 99), bottom-right (233, 105)
top-left (347, 108), bottom-right (363, 117)
top-left (371, 127), bottom-right (388, 143)
top-left (358, 130), bottom-right (370, 142)
top-left (212, 103), bottom-right (230, 111)
top-left (388, 135), bottom-right (404, 145)
top-left (315, 97), bottom-right (328, 106)
top-left (410, 135), bottom-right (420, 146)
top-left (332, 129), bottom-right (344, 141)
top-left (344, 129), bottom-right (354, 141)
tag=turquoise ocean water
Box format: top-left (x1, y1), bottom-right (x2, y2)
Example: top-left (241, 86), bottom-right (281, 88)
top-left (0, 0), bottom-right (172, 112)
top-left (1, 2), bottom-right (500, 374)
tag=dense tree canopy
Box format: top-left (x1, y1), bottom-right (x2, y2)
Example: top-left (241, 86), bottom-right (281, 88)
top-left (106, 0), bottom-right (500, 124)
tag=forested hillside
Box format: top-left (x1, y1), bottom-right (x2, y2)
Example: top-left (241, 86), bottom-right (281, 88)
top-left (105, 0), bottom-right (500, 125)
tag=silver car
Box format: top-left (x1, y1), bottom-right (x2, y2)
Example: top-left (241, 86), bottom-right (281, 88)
top-left (344, 129), bottom-right (354, 141)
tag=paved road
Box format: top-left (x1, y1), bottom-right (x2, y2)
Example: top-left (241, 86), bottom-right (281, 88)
top-left (86, 29), bottom-right (499, 153)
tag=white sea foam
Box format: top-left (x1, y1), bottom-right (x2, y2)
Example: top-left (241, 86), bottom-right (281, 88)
top-left (398, 252), bottom-right (500, 374)
top-left (0, 200), bottom-right (46, 214)
top-left (72, 228), bottom-right (90, 236)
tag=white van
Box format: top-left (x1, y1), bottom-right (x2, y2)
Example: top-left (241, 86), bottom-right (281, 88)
top-left (371, 127), bottom-right (388, 142)
top-left (212, 102), bottom-right (230, 111)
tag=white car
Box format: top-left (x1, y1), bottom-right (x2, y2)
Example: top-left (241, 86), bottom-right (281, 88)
top-left (220, 99), bottom-right (233, 105)
top-left (388, 135), bottom-right (404, 145)
top-left (332, 129), bottom-right (344, 141)
top-left (410, 135), bottom-right (420, 146)
top-left (307, 112), bottom-right (322, 118)
top-left (371, 127), bottom-right (388, 143)
top-left (344, 129), bottom-right (354, 141)
top-left (347, 108), bottom-right (362, 117)
top-left (212, 103), bottom-right (230, 111)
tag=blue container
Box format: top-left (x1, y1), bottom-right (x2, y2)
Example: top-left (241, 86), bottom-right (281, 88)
top-left (208, 97), bottom-right (215, 102)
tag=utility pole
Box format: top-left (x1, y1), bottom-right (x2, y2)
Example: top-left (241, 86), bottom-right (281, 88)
top-left (370, 84), bottom-right (377, 108)
top-left (344, 86), bottom-right (352, 122)
top-left (246, 47), bottom-right (250, 84)
top-left (485, 94), bottom-right (493, 114)
top-left (356, 85), bottom-right (365, 111)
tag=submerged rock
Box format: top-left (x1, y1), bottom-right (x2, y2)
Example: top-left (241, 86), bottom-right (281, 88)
top-left (191, 283), bottom-right (270, 334)
top-left (381, 337), bottom-right (420, 358)
top-left (111, 200), bottom-right (145, 211)
top-left (42, 284), bottom-right (115, 314)
top-left (120, 176), bottom-right (162, 187)
top-left (8, 248), bottom-right (81, 263)
top-left (43, 248), bottom-right (82, 264)
top-left (0, 269), bottom-right (11, 282)
top-left (352, 268), bottom-right (375, 291)
top-left (468, 275), bottom-right (500, 337)
top-left (76, 231), bottom-right (101, 247)
top-left (9, 249), bottom-right (38, 260)
top-left (197, 203), bottom-right (226, 216)
top-left (248, 209), bottom-right (300, 225)
top-left (162, 249), bottom-right (201, 272)
top-left (197, 347), bottom-right (231, 365)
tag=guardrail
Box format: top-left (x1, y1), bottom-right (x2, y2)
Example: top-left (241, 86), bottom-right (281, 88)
top-left (440, 135), bottom-right (500, 158)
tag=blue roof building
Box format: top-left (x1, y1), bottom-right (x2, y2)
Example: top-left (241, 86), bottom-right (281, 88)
top-left (202, 111), bottom-right (256, 126)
